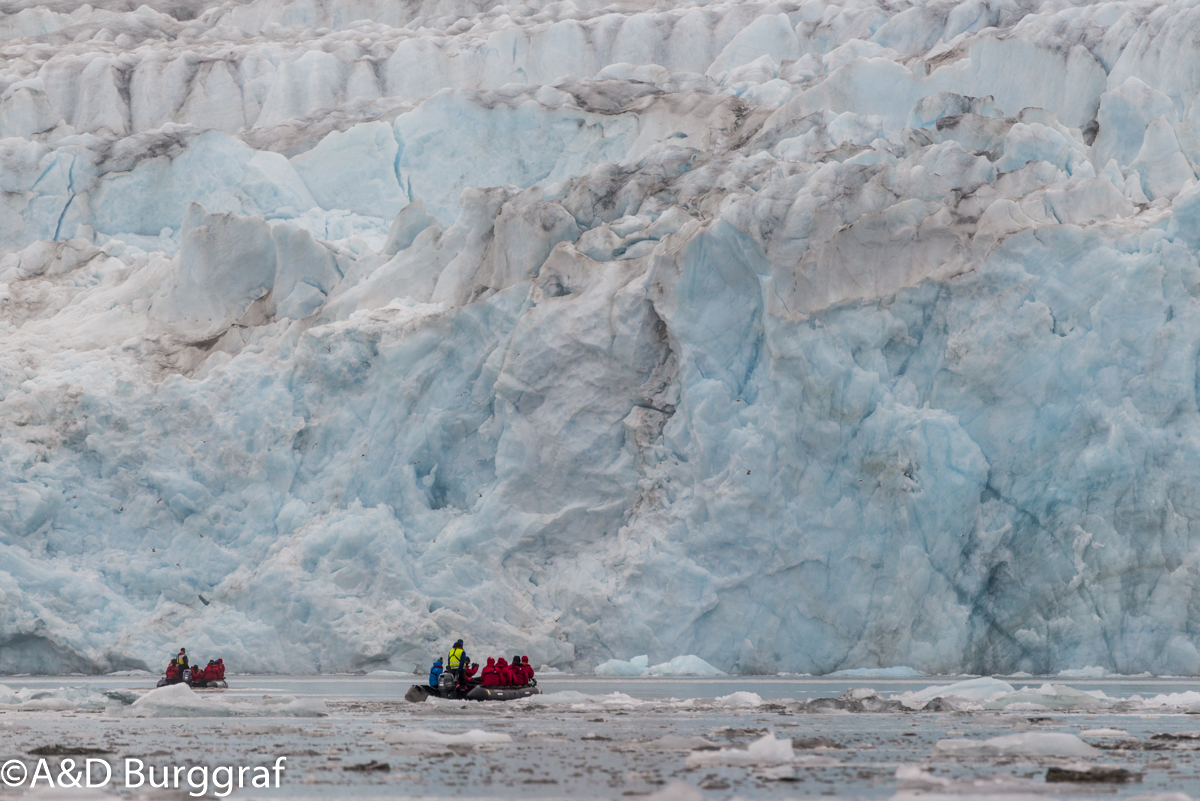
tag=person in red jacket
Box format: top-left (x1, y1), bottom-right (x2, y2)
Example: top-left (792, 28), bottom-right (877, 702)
top-left (165, 662), bottom-right (180, 683)
top-left (213, 659), bottom-right (225, 681)
top-left (521, 656), bottom-right (534, 683)
top-left (481, 657), bottom-right (499, 687)
top-left (464, 661), bottom-right (479, 684)
top-left (510, 655), bottom-right (526, 685)
top-left (496, 658), bottom-right (512, 686)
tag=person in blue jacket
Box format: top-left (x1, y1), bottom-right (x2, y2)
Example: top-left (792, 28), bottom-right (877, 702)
top-left (429, 658), bottom-right (444, 688)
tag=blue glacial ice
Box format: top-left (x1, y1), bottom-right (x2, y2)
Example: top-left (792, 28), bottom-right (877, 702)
top-left (4, 0), bottom-right (1200, 676)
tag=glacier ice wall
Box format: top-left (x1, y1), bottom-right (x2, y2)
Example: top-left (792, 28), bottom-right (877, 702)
top-left (4, 0), bottom-right (1200, 674)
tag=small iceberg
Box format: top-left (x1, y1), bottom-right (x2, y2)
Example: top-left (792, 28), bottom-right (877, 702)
top-left (118, 684), bottom-right (327, 717)
top-left (594, 654), bottom-right (724, 677)
top-left (685, 732), bottom-right (795, 767)
top-left (1056, 666), bottom-right (1111, 678)
top-left (0, 684), bottom-right (119, 711)
top-left (649, 655), bottom-right (725, 676)
top-left (934, 732), bottom-right (1099, 757)
top-left (595, 655), bottom-right (650, 677)
top-left (714, 691), bottom-right (764, 707)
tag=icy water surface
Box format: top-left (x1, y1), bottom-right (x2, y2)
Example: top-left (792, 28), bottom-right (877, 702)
top-left (2, 675), bottom-right (1200, 799)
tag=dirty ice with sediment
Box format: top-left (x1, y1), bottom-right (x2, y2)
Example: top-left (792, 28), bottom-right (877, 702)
top-left (3, 0), bottom-right (1200, 678)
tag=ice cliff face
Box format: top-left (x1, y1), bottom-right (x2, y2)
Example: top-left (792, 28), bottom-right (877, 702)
top-left (3, 0), bottom-right (1200, 675)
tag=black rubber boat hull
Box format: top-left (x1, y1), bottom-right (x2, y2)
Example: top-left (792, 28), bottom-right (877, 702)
top-left (405, 684), bottom-right (540, 703)
top-left (156, 679), bottom-right (228, 689)
top-left (465, 685), bottom-right (539, 701)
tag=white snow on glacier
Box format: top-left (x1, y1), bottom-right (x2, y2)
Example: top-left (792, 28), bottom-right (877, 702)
top-left (4, 0), bottom-right (1200, 676)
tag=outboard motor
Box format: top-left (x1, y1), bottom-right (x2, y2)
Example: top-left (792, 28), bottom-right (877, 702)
top-left (438, 671), bottom-right (454, 694)
top-left (182, 668), bottom-right (192, 685)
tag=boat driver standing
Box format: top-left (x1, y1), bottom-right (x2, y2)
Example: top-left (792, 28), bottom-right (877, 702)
top-left (447, 639), bottom-right (466, 683)
top-left (174, 647), bottom-right (190, 684)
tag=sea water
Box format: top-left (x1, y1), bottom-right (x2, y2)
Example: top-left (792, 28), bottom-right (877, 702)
top-left (1, 675), bottom-right (1199, 798)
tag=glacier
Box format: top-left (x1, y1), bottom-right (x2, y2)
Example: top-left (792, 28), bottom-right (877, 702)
top-left (3, 0), bottom-right (1200, 676)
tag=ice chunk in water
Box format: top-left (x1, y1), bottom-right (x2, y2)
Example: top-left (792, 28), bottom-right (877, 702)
top-left (648, 655), bottom-right (725, 676)
top-left (896, 678), bottom-right (1016, 709)
top-left (0, 684), bottom-right (115, 711)
top-left (1079, 728), bottom-right (1130, 737)
top-left (385, 728), bottom-right (511, 746)
top-left (934, 732), bottom-right (1099, 757)
top-left (594, 656), bottom-right (649, 676)
top-left (644, 781), bottom-right (707, 801)
top-left (714, 692), bottom-right (765, 707)
top-left (1057, 666), bottom-right (1112, 678)
top-left (684, 732), bottom-right (794, 767)
top-left (121, 684), bottom-right (327, 718)
top-left (595, 654), bottom-right (720, 676)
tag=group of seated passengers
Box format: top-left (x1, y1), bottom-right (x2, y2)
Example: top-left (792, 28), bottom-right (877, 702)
top-left (479, 655), bottom-right (535, 687)
top-left (163, 647), bottom-right (226, 685)
top-left (429, 654), bottom-right (535, 688)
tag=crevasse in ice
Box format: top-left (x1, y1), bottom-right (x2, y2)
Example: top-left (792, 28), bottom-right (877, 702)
top-left (3, 0), bottom-right (1200, 675)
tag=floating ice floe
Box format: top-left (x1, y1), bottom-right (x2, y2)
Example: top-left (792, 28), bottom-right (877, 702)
top-left (644, 781), bottom-right (707, 801)
top-left (1056, 666), bottom-right (1112, 678)
top-left (896, 765), bottom-right (953, 791)
top-left (1079, 728), bottom-right (1131, 737)
top-left (684, 732), bottom-right (796, 767)
top-left (594, 655), bottom-right (724, 676)
top-left (714, 691), bottom-right (765, 707)
top-left (594, 656), bottom-right (651, 677)
top-left (982, 683), bottom-right (1111, 712)
top-left (895, 677), bottom-right (1016, 709)
top-left (117, 684), bottom-right (327, 717)
top-left (933, 732), bottom-right (1100, 758)
top-left (896, 765), bottom-right (1081, 795)
top-left (888, 677), bottom-right (1111, 712)
top-left (1130, 691), bottom-right (1200, 712)
top-left (0, 684), bottom-right (124, 711)
top-left (523, 691), bottom-right (646, 711)
top-left (649, 656), bottom-right (726, 676)
top-left (384, 728), bottom-right (511, 746)
top-left (759, 678), bottom-right (1200, 714)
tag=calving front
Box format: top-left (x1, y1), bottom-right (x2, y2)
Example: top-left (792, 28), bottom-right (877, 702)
top-left (2, 0), bottom-right (1200, 677)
